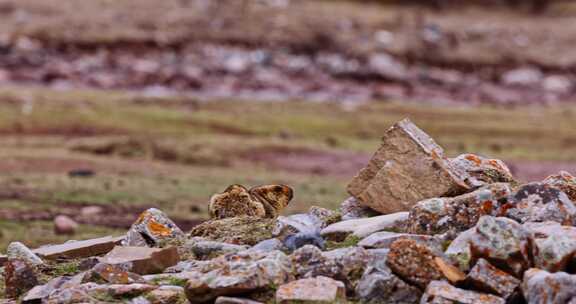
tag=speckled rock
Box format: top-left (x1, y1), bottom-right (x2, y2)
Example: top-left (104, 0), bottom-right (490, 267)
top-left (184, 250), bottom-right (293, 303)
top-left (522, 268), bottom-right (576, 304)
top-left (504, 183), bottom-right (576, 225)
top-left (356, 258), bottom-right (421, 303)
top-left (321, 212), bottom-right (409, 242)
top-left (99, 246), bottom-right (179, 275)
top-left (22, 276), bottom-right (69, 304)
top-left (276, 276), bottom-right (346, 304)
top-left (123, 208), bottom-right (185, 247)
top-left (273, 213), bottom-right (323, 238)
top-left (450, 153), bottom-right (515, 187)
top-left (406, 183), bottom-right (512, 235)
top-left (82, 263), bottom-right (145, 284)
top-left (189, 216), bottom-right (275, 246)
top-left (4, 259), bottom-right (39, 298)
top-left (145, 285), bottom-right (187, 304)
top-left (308, 206), bottom-right (342, 228)
top-left (533, 233), bottom-right (576, 272)
top-left (45, 283), bottom-right (156, 304)
top-left (6, 242), bottom-right (43, 266)
top-left (347, 118), bottom-right (470, 214)
top-left (183, 238), bottom-right (249, 260)
top-left (421, 280), bottom-right (505, 304)
top-left (466, 258), bottom-right (520, 300)
top-left (339, 197), bottom-right (379, 221)
top-left (215, 296), bottom-right (264, 304)
top-left (386, 238), bottom-right (449, 289)
top-left (447, 216), bottom-right (532, 277)
top-left (358, 231), bottom-right (443, 252)
top-left (543, 171), bottom-right (576, 201)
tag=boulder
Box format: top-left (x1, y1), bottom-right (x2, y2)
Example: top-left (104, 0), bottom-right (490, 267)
top-left (522, 268), bottom-right (576, 304)
top-left (466, 258), bottom-right (520, 300)
top-left (6, 242), bottom-right (43, 266)
top-left (406, 183), bottom-right (512, 235)
top-left (421, 280), bottom-right (505, 304)
top-left (321, 212), bottom-right (408, 241)
top-left (450, 154), bottom-right (515, 187)
top-left (339, 197), bottom-right (379, 221)
top-left (347, 118), bottom-right (470, 214)
top-left (4, 259), bottom-right (39, 298)
top-left (275, 276), bottom-right (346, 304)
top-left (356, 258), bottom-right (421, 303)
top-left (53, 215), bottom-right (79, 235)
top-left (504, 183), bottom-right (576, 225)
top-left (99, 246), bottom-right (179, 275)
top-left (543, 171), bottom-right (576, 202)
top-left (189, 217), bottom-right (275, 246)
top-left (123, 208), bottom-right (184, 247)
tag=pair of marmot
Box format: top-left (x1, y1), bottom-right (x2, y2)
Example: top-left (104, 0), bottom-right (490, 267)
top-left (208, 184), bottom-right (293, 219)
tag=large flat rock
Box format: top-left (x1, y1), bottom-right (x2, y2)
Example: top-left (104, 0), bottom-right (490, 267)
top-left (347, 118), bottom-right (470, 214)
top-left (33, 235), bottom-right (124, 260)
top-left (99, 246), bottom-right (179, 275)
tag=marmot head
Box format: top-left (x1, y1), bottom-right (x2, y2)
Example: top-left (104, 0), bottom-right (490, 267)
top-left (249, 184), bottom-right (294, 211)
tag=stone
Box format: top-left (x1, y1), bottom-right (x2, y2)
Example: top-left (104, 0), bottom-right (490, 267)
top-left (307, 206), bottom-right (341, 228)
top-left (248, 238), bottom-right (284, 253)
top-left (99, 246), bottom-right (179, 275)
top-left (445, 228), bottom-right (476, 272)
top-left (533, 233), bottom-right (576, 272)
top-left (421, 280), bottom-right (505, 304)
top-left (22, 276), bottom-right (69, 304)
top-left (543, 171), bottom-right (576, 201)
top-left (466, 259), bottom-right (520, 299)
top-left (386, 238), bottom-right (448, 288)
top-left (321, 212), bottom-right (409, 241)
top-left (501, 67), bottom-right (543, 87)
top-left (123, 208), bottom-right (185, 247)
top-left (504, 182), bottom-right (576, 225)
top-left (356, 259), bottom-right (421, 303)
top-left (347, 118), bottom-right (470, 214)
top-left (522, 268), bottom-right (576, 304)
top-left (45, 282), bottom-right (156, 303)
top-left (215, 297), bottom-right (264, 304)
top-left (358, 231), bottom-right (442, 251)
top-left (407, 183), bottom-right (512, 235)
top-left (339, 197), bottom-right (379, 221)
top-left (184, 250), bottom-right (293, 303)
top-left (53, 215), bottom-right (79, 235)
top-left (183, 238), bottom-right (249, 260)
top-left (466, 216), bottom-right (532, 276)
top-left (543, 75), bottom-right (573, 93)
top-left (283, 232), bottom-right (325, 251)
top-left (189, 216), bottom-right (275, 246)
top-left (524, 221), bottom-right (576, 239)
top-left (33, 235), bottom-right (123, 260)
top-left (6, 242), bottom-right (43, 266)
top-left (80, 205), bottom-right (104, 217)
top-left (82, 262), bottom-right (145, 284)
top-left (450, 154), bottom-right (515, 187)
top-left (4, 259), bottom-right (39, 298)
top-left (209, 184), bottom-right (293, 219)
top-left (273, 214), bottom-right (324, 238)
top-left (275, 276), bottom-right (346, 304)
top-left (145, 285), bottom-right (186, 304)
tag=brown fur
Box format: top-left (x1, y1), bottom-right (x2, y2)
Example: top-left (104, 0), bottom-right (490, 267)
top-left (208, 184), bottom-right (293, 219)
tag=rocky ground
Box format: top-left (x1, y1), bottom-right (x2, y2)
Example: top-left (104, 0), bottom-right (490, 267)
top-left (2, 119), bottom-right (576, 303)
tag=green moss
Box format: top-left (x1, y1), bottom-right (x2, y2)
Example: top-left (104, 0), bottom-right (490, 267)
top-left (326, 234), bottom-right (362, 250)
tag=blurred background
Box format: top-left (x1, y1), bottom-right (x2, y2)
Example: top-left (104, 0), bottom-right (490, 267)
top-left (0, 0), bottom-right (575, 248)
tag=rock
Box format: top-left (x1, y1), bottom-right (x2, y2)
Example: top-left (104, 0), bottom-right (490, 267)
top-left (321, 212), bottom-right (409, 241)
top-left (275, 276), bottom-right (346, 304)
top-left (501, 67), bottom-right (543, 87)
top-left (283, 232), bottom-right (325, 251)
top-left (504, 182), bottom-right (576, 225)
top-left (184, 250), bottom-right (293, 303)
top-left (386, 238), bottom-right (453, 288)
top-left (543, 75), bottom-right (573, 94)
top-left (543, 171), bottom-right (576, 202)
top-left (209, 184), bottom-right (293, 219)
top-left (99, 246), bottom-right (179, 275)
top-left (145, 285), bottom-right (187, 304)
top-left (123, 208), bottom-right (185, 247)
top-left (22, 276), bottom-right (69, 304)
top-left (533, 232), bottom-right (576, 272)
top-left (445, 228), bottom-right (476, 272)
top-left (421, 280), bottom-right (505, 304)
top-left (466, 258), bottom-right (520, 300)
top-left (33, 235), bottom-right (123, 260)
top-left (183, 238), bottom-right (249, 260)
top-left (464, 216), bottom-right (532, 276)
top-left (339, 197), bottom-right (379, 221)
top-left (248, 238), bottom-right (284, 253)
top-left (53, 215), bottom-right (79, 235)
top-left (524, 221), bottom-right (576, 239)
top-left (522, 268), bottom-right (576, 304)
top-left (82, 262), bottom-right (145, 284)
top-left (80, 205), bottom-right (104, 217)
top-left (406, 183), bottom-right (512, 235)
top-left (189, 216), bottom-right (275, 246)
top-left (356, 258), bottom-right (421, 303)
top-left (6, 242), bottom-right (43, 266)
top-left (347, 118), bottom-right (470, 214)
top-left (308, 206), bottom-right (341, 228)
top-left (450, 154), bottom-right (515, 187)
top-left (368, 53), bottom-right (408, 81)
top-left (215, 297), bottom-right (264, 304)
top-left (4, 259), bottom-right (39, 298)
top-left (358, 231), bottom-right (442, 251)
top-left (273, 214), bottom-right (323, 238)
top-left (45, 282), bottom-right (156, 303)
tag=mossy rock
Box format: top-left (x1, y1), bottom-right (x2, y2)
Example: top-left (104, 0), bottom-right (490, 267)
top-left (189, 216), bottom-right (275, 246)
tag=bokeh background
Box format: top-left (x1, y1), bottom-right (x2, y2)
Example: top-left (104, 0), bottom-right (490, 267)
top-left (1, 0), bottom-right (576, 248)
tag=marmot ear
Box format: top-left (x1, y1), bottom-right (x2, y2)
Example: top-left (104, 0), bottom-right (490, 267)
top-left (223, 184), bottom-right (248, 193)
top-left (249, 184), bottom-right (294, 206)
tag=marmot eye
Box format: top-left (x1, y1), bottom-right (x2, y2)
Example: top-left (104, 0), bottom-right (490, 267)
top-left (274, 185), bottom-right (284, 192)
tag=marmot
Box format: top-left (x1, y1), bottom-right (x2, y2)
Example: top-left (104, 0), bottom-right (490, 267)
top-left (209, 184), bottom-right (293, 219)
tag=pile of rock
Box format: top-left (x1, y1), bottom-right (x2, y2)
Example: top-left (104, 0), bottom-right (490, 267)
top-left (2, 118), bottom-right (576, 303)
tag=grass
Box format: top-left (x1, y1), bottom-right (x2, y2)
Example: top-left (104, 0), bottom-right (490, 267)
top-left (0, 85), bottom-right (575, 249)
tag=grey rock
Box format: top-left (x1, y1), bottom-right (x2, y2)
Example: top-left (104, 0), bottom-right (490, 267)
top-left (184, 238), bottom-right (249, 260)
top-left (466, 258), bottom-right (520, 300)
top-left (321, 212), bottom-right (409, 241)
top-left (123, 208), bottom-right (184, 247)
top-left (505, 183), bottom-right (576, 225)
top-left (6, 242), bottom-right (43, 266)
top-left (53, 215), bottom-right (79, 235)
top-left (356, 259), bottom-right (420, 304)
top-left (273, 213), bottom-right (323, 238)
top-left (283, 232), bottom-right (325, 251)
top-left (339, 197), bottom-right (379, 221)
top-left (248, 238), bottom-right (284, 253)
top-left (22, 276), bottom-right (70, 304)
top-left (543, 171), bottom-right (576, 202)
top-left (533, 233), bottom-right (576, 272)
top-left (421, 280), bottom-right (505, 304)
top-left (501, 67), bottom-right (543, 87)
top-left (358, 231), bottom-right (442, 251)
top-left (522, 268), bottom-right (576, 304)
top-left (450, 154), bottom-right (514, 187)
